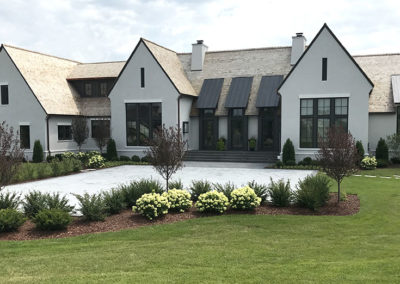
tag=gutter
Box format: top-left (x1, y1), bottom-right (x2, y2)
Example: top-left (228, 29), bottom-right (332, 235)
top-left (177, 95), bottom-right (181, 131)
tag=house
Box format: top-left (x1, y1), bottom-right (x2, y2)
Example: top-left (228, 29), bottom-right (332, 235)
top-left (0, 23), bottom-right (399, 162)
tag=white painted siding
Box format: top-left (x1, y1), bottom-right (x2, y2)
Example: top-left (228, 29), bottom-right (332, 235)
top-left (188, 116), bottom-right (199, 150)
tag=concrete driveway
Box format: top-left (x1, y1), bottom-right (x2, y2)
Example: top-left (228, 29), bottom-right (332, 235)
top-left (6, 162), bottom-right (315, 209)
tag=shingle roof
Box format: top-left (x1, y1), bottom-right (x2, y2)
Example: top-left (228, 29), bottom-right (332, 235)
top-left (68, 61), bottom-right (125, 80)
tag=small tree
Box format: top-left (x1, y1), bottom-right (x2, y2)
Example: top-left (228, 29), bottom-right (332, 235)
top-left (376, 138), bottom-right (389, 162)
top-left (71, 116), bottom-right (89, 152)
top-left (146, 126), bottom-right (187, 191)
top-left (93, 121), bottom-right (109, 154)
top-left (386, 133), bottom-right (400, 159)
top-left (32, 140), bottom-right (44, 163)
top-left (0, 122), bottom-right (24, 191)
top-left (282, 138), bottom-right (295, 165)
top-left (106, 139), bottom-right (118, 161)
top-left (355, 140), bottom-right (365, 166)
top-left (317, 126), bottom-right (358, 203)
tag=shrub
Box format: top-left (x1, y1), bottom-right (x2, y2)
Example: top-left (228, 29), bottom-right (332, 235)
top-left (196, 191), bottom-right (229, 214)
top-left (230, 186), bottom-right (261, 211)
top-left (106, 139), bottom-right (118, 161)
top-left (45, 192), bottom-right (74, 213)
top-left (33, 209), bottom-right (72, 231)
top-left (355, 141), bottom-right (365, 165)
top-left (46, 155), bottom-right (55, 163)
top-left (73, 193), bottom-right (107, 221)
top-left (391, 157), bottom-right (400, 164)
top-left (103, 189), bottom-right (126, 215)
top-left (0, 209), bottom-right (26, 232)
top-left (295, 174), bottom-right (331, 211)
top-left (133, 193), bottom-right (170, 220)
top-left (285, 160), bottom-right (296, 166)
top-left (247, 180), bottom-right (268, 204)
top-left (267, 179), bottom-right (292, 207)
top-left (131, 155), bottom-right (141, 162)
top-left (248, 137), bottom-right (256, 151)
top-left (376, 138), bottom-right (389, 162)
top-left (119, 156), bottom-right (131, 162)
top-left (361, 156), bottom-right (377, 170)
top-left (168, 179), bottom-right (184, 191)
top-left (275, 160), bottom-right (283, 169)
top-left (298, 157), bottom-right (312, 166)
top-left (50, 159), bottom-right (66, 176)
top-left (282, 139), bottom-right (295, 165)
top-left (32, 140), bottom-right (44, 163)
top-left (190, 180), bottom-right (212, 202)
top-left (377, 159), bottom-right (389, 168)
top-left (61, 152), bottom-right (76, 160)
top-left (141, 155), bottom-right (151, 163)
top-left (0, 191), bottom-right (21, 210)
top-left (76, 152), bottom-right (89, 165)
top-left (87, 154), bottom-right (106, 169)
top-left (214, 182), bottom-right (235, 200)
top-left (23, 191), bottom-right (74, 218)
top-left (216, 138), bottom-right (226, 151)
top-left (120, 178), bottom-right (164, 207)
top-left (162, 189), bottom-right (192, 212)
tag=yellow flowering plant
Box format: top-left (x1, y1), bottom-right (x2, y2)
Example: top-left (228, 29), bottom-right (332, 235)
top-left (196, 191), bottom-right (229, 214)
top-left (132, 192), bottom-right (170, 220)
top-left (230, 186), bottom-right (261, 210)
top-left (162, 189), bottom-right (192, 213)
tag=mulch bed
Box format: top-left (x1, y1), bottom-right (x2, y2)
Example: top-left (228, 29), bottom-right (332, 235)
top-left (0, 193), bottom-right (359, 241)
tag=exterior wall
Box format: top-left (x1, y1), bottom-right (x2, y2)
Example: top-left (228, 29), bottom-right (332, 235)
top-left (0, 48), bottom-right (47, 160)
top-left (248, 116), bottom-right (258, 142)
top-left (368, 113), bottom-right (397, 154)
top-left (109, 41), bottom-right (181, 157)
top-left (279, 28), bottom-right (373, 161)
top-left (188, 116), bottom-right (199, 150)
top-left (179, 95), bottom-right (193, 146)
top-left (218, 116), bottom-right (228, 140)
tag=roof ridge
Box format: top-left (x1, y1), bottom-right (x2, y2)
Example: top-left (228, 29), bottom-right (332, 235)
top-left (177, 45), bottom-right (292, 55)
top-left (77, 60), bottom-right (126, 65)
top-left (2, 44), bottom-right (80, 63)
top-left (353, 52), bottom-right (400, 58)
top-left (141, 38), bottom-right (178, 54)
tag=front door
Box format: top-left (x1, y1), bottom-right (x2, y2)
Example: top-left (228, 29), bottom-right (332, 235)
top-left (200, 109), bottom-right (218, 150)
top-left (259, 108), bottom-right (280, 151)
top-left (229, 108), bottom-right (247, 150)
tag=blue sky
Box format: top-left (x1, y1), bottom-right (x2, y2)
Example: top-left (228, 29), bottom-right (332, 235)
top-left (1, 0), bottom-right (400, 62)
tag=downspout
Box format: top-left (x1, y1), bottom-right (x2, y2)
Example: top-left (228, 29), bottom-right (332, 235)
top-left (46, 115), bottom-right (51, 157)
top-left (177, 95), bottom-right (181, 131)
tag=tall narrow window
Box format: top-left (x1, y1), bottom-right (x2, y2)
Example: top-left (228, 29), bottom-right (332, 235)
top-left (100, 82), bottom-right (108, 97)
top-left (140, 68), bottom-right (145, 88)
top-left (322, 58), bottom-right (328, 81)
top-left (20, 125), bottom-right (30, 149)
top-left (1, 85), bottom-right (8, 105)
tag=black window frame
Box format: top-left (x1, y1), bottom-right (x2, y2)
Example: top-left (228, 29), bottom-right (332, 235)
top-left (182, 121), bottom-right (189, 134)
top-left (91, 120), bottom-right (110, 139)
top-left (140, 68), bottom-right (145, 88)
top-left (19, 125), bottom-right (30, 149)
top-left (300, 97), bottom-right (348, 148)
top-left (322, 58), bottom-right (328, 81)
top-left (125, 102), bottom-right (161, 146)
top-left (1, 85), bottom-right (9, 105)
top-left (58, 125), bottom-right (72, 141)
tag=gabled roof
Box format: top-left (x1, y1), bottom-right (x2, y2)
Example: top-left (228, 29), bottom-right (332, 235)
top-left (68, 61), bottom-right (125, 80)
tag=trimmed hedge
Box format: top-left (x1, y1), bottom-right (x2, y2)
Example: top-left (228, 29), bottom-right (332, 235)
top-left (282, 139), bottom-right (295, 165)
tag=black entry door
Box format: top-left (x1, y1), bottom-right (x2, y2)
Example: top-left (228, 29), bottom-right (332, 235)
top-left (259, 108), bottom-right (280, 151)
top-left (229, 108), bottom-right (247, 150)
top-left (200, 109), bottom-right (218, 150)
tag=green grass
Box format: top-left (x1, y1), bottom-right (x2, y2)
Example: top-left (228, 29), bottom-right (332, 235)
top-left (359, 167), bottom-right (400, 177)
top-left (1, 172), bottom-right (400, 283)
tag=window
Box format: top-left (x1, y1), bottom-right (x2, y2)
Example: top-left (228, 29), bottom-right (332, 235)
top-left (58, 125), bottom-right (72, 141)
top-left (140, 68), bottom-right (145, 88)
top-left (19, 125), bottom-right (30, 149)
top-left (1, 85), bottom-right (8, 105)
top-left (100, 82), bottom-right (108, 97)
top-left (300, 98), bottom-right (348, 148)
top-left (126, 103), bottom-right (161, 146)
top-left (91, 120), bottom-right (110, 138)
top-left (322, 58), bottom-right (327, 81)
top-left (397, 106), bottom-right (400, 134)
top-left (183, 121), bottom-right (189, 134)
top-left (232, 108), bottom-right (244, 116)
top-left (84, 83), bottom-right (92, 96)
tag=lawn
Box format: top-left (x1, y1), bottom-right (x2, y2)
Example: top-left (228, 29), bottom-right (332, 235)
top-left (0, 170), bottom-right (399, 283)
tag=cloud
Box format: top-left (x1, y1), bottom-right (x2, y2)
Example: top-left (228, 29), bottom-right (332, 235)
top-left (0, 0), bottom-right (399, 62)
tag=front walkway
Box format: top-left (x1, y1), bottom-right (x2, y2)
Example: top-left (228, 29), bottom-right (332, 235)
top-left (6, 162), bottom-right (315, 209)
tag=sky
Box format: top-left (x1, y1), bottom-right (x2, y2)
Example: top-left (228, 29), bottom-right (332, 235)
top-left (1, 0), bottom-right (400, 63)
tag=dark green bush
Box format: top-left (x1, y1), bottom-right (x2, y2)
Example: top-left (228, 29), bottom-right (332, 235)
top-left (275, 160), bottom-right (283, 168)
top-left (267, 178), bottom-right (292, 207)
top-left (214, 182), bottom-right (235, 200)
top-left (0, 209), bottom-right (26, 232)
top-left (120, 179), bottom-right (164, 207)
top-left (168, 179), bottom-right (184, 190)
top-left (376, 138), bottom-right (389, 162)
top-left (73, 193), bottom-right (107, 221)
top-left (190, 180), bottom-right (212, 202)
top-left (54, 154), bottom-right (63, 161)
top-left (282, 139), bottom-right (295, 165)
top-left (298, 157), bottom-right (312, 166)
top-left (377, 159), bottom-right (389, 168)
top-left (355, 141), bottom-right (365, 165)
top-left (103, 189), bottom-right (126, 215)
top-left (285, 160), bottom-right (296, 166)
top-left (131, 155), bottom-right (141, 162)
top-left (119, 156), bottom-right (131, 162)
top-left (295, 174), bottom-right (331, 211)
top-left (247, 180), bottom-right (268, 204)
top-left (140, 155), bottom-right (151, 163)
top-left (391, 157), bottom-right (400, 164)
top-left (23, 191), bottom-right (74, 218)
top-left (216, 138), bottom-right (226, 151)
top-left (0, 191), bottom-right (21, 210)
top-left (32, 140), bottom-right (44, 163)
top-left (33, 209), bottom-right (72, 231)
top-left (46, 155), bottom-right (55, 163)
top-left (45, 193), bottom-right (74, 213)
top-left (106, 139), bottom-right (118, 161)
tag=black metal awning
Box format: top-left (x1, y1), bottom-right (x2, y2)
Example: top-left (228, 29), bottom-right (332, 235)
top-left (255, 75), bottom-right (283, 108)
top-left (196, 78), bottom-right (224, 109)
top-left (224, 77), bottom-right (253, 108)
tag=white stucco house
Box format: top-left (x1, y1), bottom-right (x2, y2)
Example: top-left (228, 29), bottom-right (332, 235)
top-left (0, 24), bottom-right (399, 162)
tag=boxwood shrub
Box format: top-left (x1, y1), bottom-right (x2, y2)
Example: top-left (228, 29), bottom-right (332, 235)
top-left (163, 189), bottom-right (192, 212)
top-left (73, 193), bottom-right (107, 221)
top-left (33, 209), bottom-right (72, 231)
top-left (196, 191), bottom-right (229, 214)
top-left (103, 189), bottom-right (126, 215)
top-left (230, 186), bottom-right (261, 211)
top-left (0, 209), bottom-right (26, 232)
top-left (295, 174), bottom-right (331, 211)
top-left (133, 193), bottom-right (170, 220)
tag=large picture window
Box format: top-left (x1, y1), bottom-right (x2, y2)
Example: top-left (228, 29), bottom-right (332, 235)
top-left (126, 103), bottom-right (161, 146)
top-left (300, 97), bottom-right (348, 148)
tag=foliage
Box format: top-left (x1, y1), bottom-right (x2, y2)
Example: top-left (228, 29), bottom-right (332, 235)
top-left (355, 141), bottom-right (365, 166)
top-left (361, 156), bottom-right (377, 170)
top-left (0, 121), bottom-right (24, 190)
top-left (103, 189), bottom-right (126, 215)
top-left (119, 155), bottom-right (131, 161)
top-left (247, 180), bottom-right (268, 204)
top-left (267, 179), bottom-right (292, 207)
top-left (145, 126), bottom-right (186, 190)
top-left (61, 152), bottom-right (76, 160)
top-left (275, 160), bottom-right (283, 169)
top-left (248, 137), bottom-right (256, 151)
top-left (298, 157), bottom-right (312, 166)
top-left (0, 209), bottom-right (26, 232)
top-left (317, 126), bottom-right (358, 203)
top-left (87, 154), bottom-right (106, 169)
top-left (216, 137), bottom-right (226, 151)
top-left (120, 178), bottom-right (164, 207)
top-left (73, 193), bottom-right (107, 221)
top-left (168, 179), bottom-right (184, 191)
top-left (32, 140), bottom-right (44, 163)
top-left (132, 193), bottom-right (170, 220)
top-left (390, 157), bottom-right (400, 164)
top-left (282, 139), bottom-right (295, 165)
top-left (230, 186), bottom-right (261, 210)
top-left (214, 182), bottom-right (235, 200)
top-left (295, 174), bottom-right (331, 211)
top-left (23, 191), bottom-right (74, 218)
top-left (162, 189), bottom-right (192, 212)
top-left (71, 116), bottom-right (89, 151)
top-left (0, 191), bottom-right (21, 210)
top-left (387, 133), bottom-right (400, 159)
top-left (376, 138), bottom-right (389, 162)
top-left (189, 180), bottom-right (212, 202)
top-left (45, 192), bottom-right (74, 213)
top-left (106, 139), bottom-right (118, 161)
top-left (196, 191), bottom-right (229, 214)
top-left (131, 155), bottom-right (141, 162)
top-left (93, 121), bottom-right (109, 153)
top-left (376, 159), bottom-right (389, 168)
top-left (141, 155), bottom-right (152, 163)
top-left (33, 209), bottom-right (72, 231)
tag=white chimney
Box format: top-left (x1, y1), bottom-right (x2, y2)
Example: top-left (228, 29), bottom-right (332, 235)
top-left (191, 40), bottom-right (208, 71)
top-left (291, 33), bottom-right (306, 65)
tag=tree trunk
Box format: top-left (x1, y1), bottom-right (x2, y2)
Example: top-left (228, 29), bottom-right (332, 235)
top-left (166, 178), bottom-right (169, 192)
top-left (337, 181), bottom-right (341, 203)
